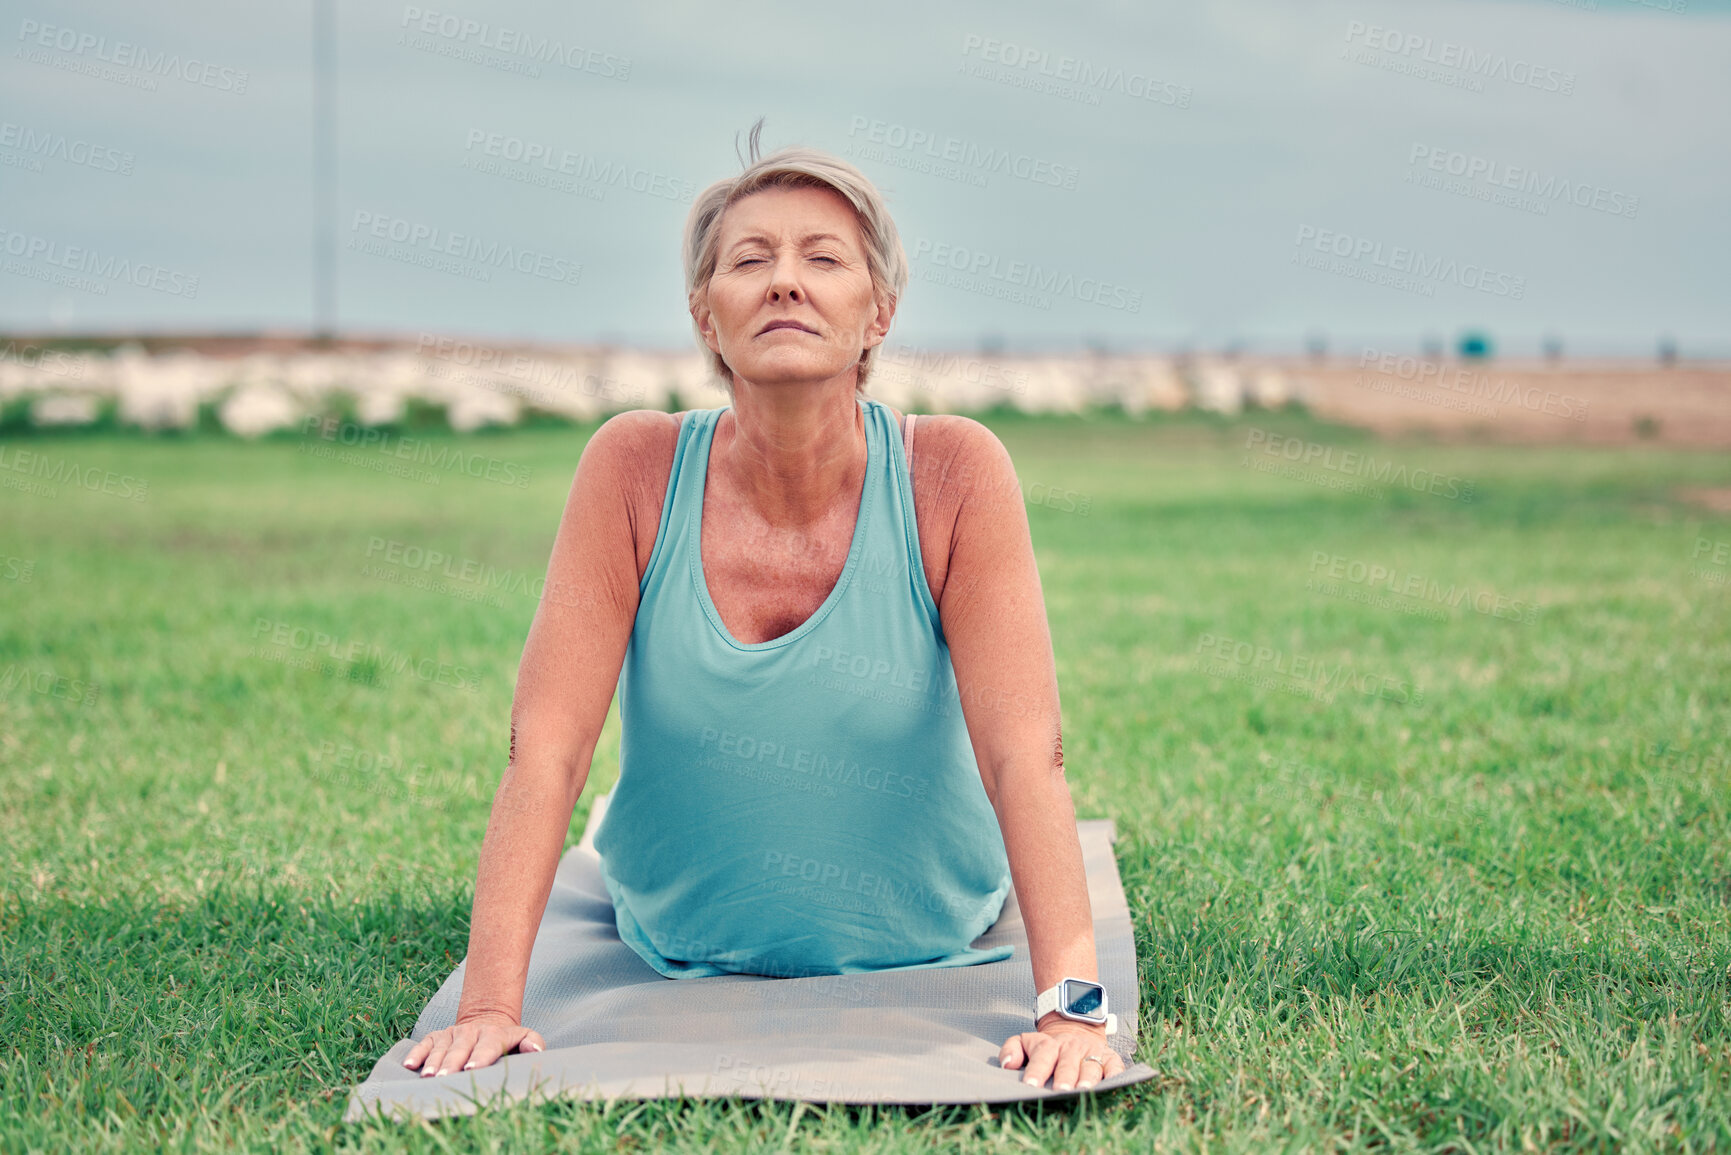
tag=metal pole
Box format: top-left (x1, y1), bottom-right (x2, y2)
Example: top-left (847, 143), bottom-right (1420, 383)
top-left (313, 0), bottom-right (335, 342)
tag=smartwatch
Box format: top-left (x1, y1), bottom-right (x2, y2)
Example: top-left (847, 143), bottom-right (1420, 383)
top-left (1034, 977), bottom-right (1118, 1035)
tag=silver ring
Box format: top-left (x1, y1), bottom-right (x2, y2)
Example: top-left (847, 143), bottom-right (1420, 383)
top-left (1084, 1052), bottom-right (1110, 1065)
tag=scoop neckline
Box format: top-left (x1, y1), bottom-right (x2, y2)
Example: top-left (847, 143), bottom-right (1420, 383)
top-left (687, 397), bottom-right (876, 652)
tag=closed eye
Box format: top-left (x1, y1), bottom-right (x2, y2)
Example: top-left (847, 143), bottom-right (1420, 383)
top-left (732, 255), bottom-right (840, 269)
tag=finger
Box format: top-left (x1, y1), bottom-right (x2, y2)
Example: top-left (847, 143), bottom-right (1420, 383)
top-left (1051, 1041), bottom-right (1085, 1092)
top-left (409, 1029), bottom-right (449, 1071)
top-left (517, 1029), bottom-right (546, 1055)
top-left (1020, 1036), bottom-right (1060, 1089)
top-left (461, 1031), bottom-right (507, 1072)
top-left (1082, 1050), bottom-right (1126, 1088)
top-left (419, 1035), bottom-right (453, 1079)
top-left (999, 1034), bottom-right (1029, 1070)
top-left (402, 1036), bottom-right (431, 1069)
top-left (1077, 1055), bottom-right (1105, 1090)
top-left (438, 1026), bottom-right (479, 1077)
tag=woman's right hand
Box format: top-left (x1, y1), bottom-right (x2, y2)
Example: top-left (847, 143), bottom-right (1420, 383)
top-left (401, 1013), bottom-right (547, 1078)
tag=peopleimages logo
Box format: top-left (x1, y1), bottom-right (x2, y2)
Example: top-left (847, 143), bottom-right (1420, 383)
top-left (877, 346), bottom-right (1029, 396)
top-left (1407, 145), bottom-right (1638, 219)
top-left (16, 19), bottom-right (250, 93)
top-left (461, 129), bottom-right (694, 202)
top-left (298, 415), bottom-right (533, 488)
top-left (1692, 537), bottom-right (1730, 587)
top-left (1293, 225), bottom-right (1526, 300)
top-left (1193, 632), bottom-right (1424, 706)
top-left (398, 7), bottom-right (630, 79)
top-left (845, 116), bottom-right (1080, 190)
top-left (347, 211), bottom-right (581, 286)
top-left (0, 227), bottom-right (199, 298)
top-left (416, 333), bottom-right (647, 406)
top-left (0, 120), bottom-right (134, 174)
top-left (364, 536), bottom-right (583, 606)
top-left (0, 339), bottom-right (86, 379)
top-left (250, 617), bottom-right (481, 693)
top-left (1307, 552), bottom-right (1538, 624)
top-left (910, 238), bottom-right (1142, 313)
top-left (761, 850), bottom-right (1000, 922)
top-left (1243, 428), bottom-right (1476, 502)
top-left (1342, 21), bottom-right (1575, 94)
top-left (0, 663), bottom-right (99, 706)
top-left (698, 726), bottom-right (929, 802)
top-left (958, 35), bottom-right (1192, 108)
top-left (1357, 347), bottom-right (1588, 422)
top-left (1255, 754), bottom-right (1493, 824)
top-left (0, 445), bottom-right (149, 500)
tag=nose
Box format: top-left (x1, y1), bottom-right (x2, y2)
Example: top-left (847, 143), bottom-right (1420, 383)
top-left (767, 251), bottom-right (805, 303)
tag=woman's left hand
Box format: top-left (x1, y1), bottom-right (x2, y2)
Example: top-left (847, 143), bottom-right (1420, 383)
top-left (998, 1016), bottom-right (1126, 1091)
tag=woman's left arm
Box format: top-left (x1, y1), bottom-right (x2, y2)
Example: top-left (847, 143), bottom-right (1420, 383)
top-left (918, 417), bottom-right (1128, 1093)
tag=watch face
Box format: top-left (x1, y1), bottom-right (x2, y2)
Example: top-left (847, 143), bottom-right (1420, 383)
top-left (1061, 979), bottom-right (1105, 1019)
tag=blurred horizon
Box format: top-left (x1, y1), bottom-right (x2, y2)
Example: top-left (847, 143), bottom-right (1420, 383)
top-left (2, 0), bottom-right (1728, 360)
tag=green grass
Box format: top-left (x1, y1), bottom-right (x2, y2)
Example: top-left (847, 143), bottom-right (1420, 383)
top-left (3, 407), bottom-right (1728, 1152)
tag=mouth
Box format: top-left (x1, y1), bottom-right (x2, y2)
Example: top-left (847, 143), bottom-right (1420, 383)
top-left (758, 321), bottom-right (818, 336)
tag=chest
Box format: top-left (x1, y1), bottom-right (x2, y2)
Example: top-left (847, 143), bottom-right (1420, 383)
top-left (696, 462), bottom-right (948, 646)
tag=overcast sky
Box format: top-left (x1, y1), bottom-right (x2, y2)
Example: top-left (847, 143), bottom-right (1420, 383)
top-left (2, 0), bottom-right (1726, 357)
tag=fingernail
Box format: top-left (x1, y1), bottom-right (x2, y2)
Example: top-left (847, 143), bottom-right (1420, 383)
top-left (462, 1061), bottom-right (475, 1070)
top-left (1023, 1077), bottom-right (1038, 1086)
top-left (1079, 1081), bottom-right (1095, 1090)
top-left (1055, 1082), bottom-right (1073, 1091)
top-left (436, 1068), bottom-right (449, 1077)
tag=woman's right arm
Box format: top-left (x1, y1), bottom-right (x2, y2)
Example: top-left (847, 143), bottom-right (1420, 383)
top-left (403, 411), bottom-right (674, 1078)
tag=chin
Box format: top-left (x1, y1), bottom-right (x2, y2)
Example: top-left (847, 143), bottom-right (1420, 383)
top-left (731, 352), bottom-right (853, 389)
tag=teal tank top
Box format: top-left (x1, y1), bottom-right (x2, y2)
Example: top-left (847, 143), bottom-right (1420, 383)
top-left (592, 395), bottom-right (1014, 978)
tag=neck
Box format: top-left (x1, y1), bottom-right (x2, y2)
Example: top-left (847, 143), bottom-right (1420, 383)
top-left (716, 380), bottom-right (866, 527)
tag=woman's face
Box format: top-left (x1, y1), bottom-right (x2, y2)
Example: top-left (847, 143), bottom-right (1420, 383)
top-left (694, 185), bottom-right (893, 391)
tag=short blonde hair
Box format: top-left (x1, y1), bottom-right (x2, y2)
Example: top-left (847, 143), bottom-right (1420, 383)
top-left (683, 121), bottom-right (908, 396)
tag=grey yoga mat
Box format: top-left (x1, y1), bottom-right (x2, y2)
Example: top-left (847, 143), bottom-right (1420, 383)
top-left (344, 794), bottom-right (1157, 1122)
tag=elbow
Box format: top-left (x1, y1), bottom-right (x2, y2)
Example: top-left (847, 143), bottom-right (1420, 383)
top-left (982, 727), bottom-right (1071, 811)
top-left (506, 714), bottom-right (595, 813)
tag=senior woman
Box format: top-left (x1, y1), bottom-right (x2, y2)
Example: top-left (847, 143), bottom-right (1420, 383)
top-left (402, 139), bottom-right (1128, 1093)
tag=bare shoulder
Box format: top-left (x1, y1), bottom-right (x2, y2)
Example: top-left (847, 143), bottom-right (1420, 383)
top-left (577, 409), bottom-right (683, 499)
top-left (909, 413), bottom-right (1011, 460)
top-left (568, 409), bottom-right (685, 577)
top-left (899, 414), bottom-right (1023, 600)
top-left (904, 413), bottom-right (1018, 506)
top-left (581, 408), bottom-right (682, 468)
